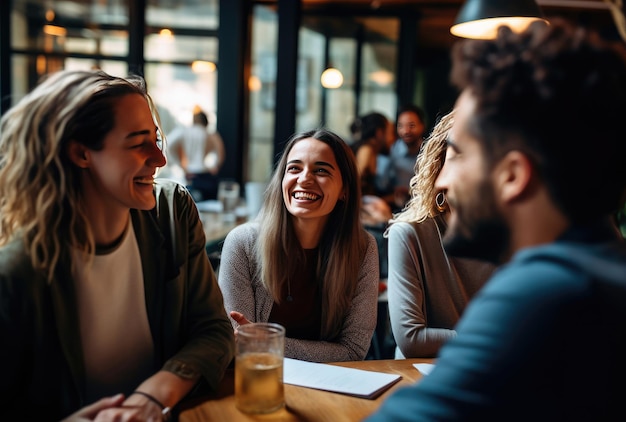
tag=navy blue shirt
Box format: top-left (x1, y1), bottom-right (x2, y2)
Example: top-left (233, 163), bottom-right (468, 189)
top-left (367, 219), bottom-right (626, 421)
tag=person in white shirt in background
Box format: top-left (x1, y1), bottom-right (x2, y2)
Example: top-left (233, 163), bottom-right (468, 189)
top-left (168, 107), bottom-right (225, 201)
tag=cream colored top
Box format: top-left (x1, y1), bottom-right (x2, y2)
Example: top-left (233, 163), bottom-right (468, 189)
top-left (72, 222), bottom-right (154, 401)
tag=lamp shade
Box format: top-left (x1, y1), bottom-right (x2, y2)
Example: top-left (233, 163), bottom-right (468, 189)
top-left (451, 0), bottom-right (547, 40)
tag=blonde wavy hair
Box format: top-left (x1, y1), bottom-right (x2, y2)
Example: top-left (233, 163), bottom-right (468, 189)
top-left (386, 110), bottom-right (454, 230)
top-left (0, 69), bottom-right (162, 282)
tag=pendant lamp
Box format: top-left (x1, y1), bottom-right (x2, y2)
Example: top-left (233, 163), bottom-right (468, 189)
top-left (321, 67), bottom-right (344, 89)
top-left (451, 0), bottom-right (548, 40)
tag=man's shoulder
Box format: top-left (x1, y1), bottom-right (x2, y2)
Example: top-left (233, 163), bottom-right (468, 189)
top-left (516, 241), bottom-right (626, 281)
top-left (488, 241), bottom-right (626, 303)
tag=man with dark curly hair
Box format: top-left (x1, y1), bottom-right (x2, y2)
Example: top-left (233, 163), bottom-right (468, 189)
top-left (367, 18), bottom-right (626, 422)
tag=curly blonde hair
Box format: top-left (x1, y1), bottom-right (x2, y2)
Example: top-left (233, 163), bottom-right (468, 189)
top-left (386, 110), bottom-right (454, 230)
top-left (0, 69), bottom-right (162, 282)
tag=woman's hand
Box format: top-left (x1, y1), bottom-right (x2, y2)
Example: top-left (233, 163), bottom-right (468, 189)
top-left (230, 311), bottom-right (252, 339)
top-left (61, 394), bottom-right (125, 421)
top-left (230, 311), bottom-right (251, 328)
top-left (91, 393), bottom-right (166, 422)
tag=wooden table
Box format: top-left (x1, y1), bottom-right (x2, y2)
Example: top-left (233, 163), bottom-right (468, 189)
top-left (178, 358), bottom-right (433, 422)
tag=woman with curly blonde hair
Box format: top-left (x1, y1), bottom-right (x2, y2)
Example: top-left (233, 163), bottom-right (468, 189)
top-left (384, 110), bottom-right (495, 358)
top-left (0, 69), bottom-right (234, 420)
top-left (388, 111), bottom-right (453, 225)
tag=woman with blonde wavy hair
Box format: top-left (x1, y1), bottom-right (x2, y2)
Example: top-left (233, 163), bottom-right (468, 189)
top-left (384, 110), bottom-right (495, 358)
top-left (0, 69), bottom-right (234, 421)
top-left (219, 128), bottom-right (379, 362)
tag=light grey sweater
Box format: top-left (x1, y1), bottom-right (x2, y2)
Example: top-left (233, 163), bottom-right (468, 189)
top-left (218, 222), bottom-right (380, 362)
top-left (387, 215), bottom-right (495, 358)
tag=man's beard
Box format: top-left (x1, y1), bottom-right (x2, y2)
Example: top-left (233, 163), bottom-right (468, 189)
top-left (443, 181), bottom-right (510, 265)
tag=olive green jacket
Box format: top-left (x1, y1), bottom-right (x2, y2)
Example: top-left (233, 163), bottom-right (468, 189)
top-left (0, 180), bottom-right (235, 420)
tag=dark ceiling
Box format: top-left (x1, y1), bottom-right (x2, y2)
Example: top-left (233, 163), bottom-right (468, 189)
top-left (293, 0), bottom-right (621, 54)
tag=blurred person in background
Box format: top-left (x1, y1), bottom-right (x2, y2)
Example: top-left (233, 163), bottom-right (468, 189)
top-left (348, 117), bottom-right (362, 147)
top-left (351, 111), bottom-right (394, 226)
top-left (168, 107), bottom-right (225, 201)
top-left (385, 104), bottom-right (428, 212)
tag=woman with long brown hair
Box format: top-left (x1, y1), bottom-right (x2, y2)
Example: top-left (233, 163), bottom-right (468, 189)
top-left (219, 128), bottom-right (379, 362)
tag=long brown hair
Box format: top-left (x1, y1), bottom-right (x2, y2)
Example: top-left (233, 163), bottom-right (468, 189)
top-left (256, 129), bottom-right (367, 340)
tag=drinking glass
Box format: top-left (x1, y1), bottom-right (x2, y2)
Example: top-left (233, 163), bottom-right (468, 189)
top-left (217, 180), bottom-right (240, 222)
top-left (245, 181), bottom-right (267, 219)
top-left (235, 322), bottom-right (285, 414)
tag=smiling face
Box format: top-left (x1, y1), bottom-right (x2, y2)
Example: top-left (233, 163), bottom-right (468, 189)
top-left (435, 90), bottom-right (510, 264)
top-left (397, 110), bottom-right (425, 149)
top-left (282, 137), bottom-right (345, 226)
top-left (72, 93), bottom-right (166, 214)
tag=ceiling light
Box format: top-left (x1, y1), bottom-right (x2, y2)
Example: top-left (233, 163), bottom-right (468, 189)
top-left (248, 75), bottom-right (262, 92)
top-left (321, 68), bottom-right (344, 89)
top-left (191, 61), bottom-right (216, 73)
top-left (43, 25), bottom-right (67, 36)
top-left (159, 28), bottom-right (174, 38)
top-left (369, 70), bottom-right (394, 86)
top-left (451, 0), bottom-right (548, 40)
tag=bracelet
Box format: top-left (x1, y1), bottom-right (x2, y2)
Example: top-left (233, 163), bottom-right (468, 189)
top-left (131, 391), bottom-right (172, 421)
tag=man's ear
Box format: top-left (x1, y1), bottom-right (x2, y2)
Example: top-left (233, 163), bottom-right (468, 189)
top-left (493, 150), bottom-right (533, 204)
top-left (67, 140), bottom-right (90, 168)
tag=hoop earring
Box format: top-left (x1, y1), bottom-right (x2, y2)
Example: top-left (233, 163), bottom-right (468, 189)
top-left (435, 191), bottom-right (446, 212)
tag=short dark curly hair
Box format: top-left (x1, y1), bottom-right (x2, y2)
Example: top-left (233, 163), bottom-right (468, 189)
top-left (450, 18), bottom-right (626, 223)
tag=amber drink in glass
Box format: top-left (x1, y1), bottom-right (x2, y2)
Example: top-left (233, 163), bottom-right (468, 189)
top-left (235, 322), bottom-right (285, 414)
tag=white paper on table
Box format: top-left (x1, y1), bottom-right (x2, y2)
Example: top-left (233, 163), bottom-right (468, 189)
top-left (413, 363), bottom-right (435, 376)
top-left (283, 358), bottom-right (402, 399)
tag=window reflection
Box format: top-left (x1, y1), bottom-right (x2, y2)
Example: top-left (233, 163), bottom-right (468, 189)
top-left (8, 0), bottom-right (400, 194)
top-left (11, 0), bottom-right (130, 100)
top-left (248, 5), bottom-right (278, 184)
top-left (12, 0), bottom-right (129, 54)
top-left (246, 8), bottom-right (399, 186)
top-left (10, 0), bottom-right (220, 131)
top-left (147, 0), bottom-right (218, 30)
top-left (144, 33), bottom-right (217, 63)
